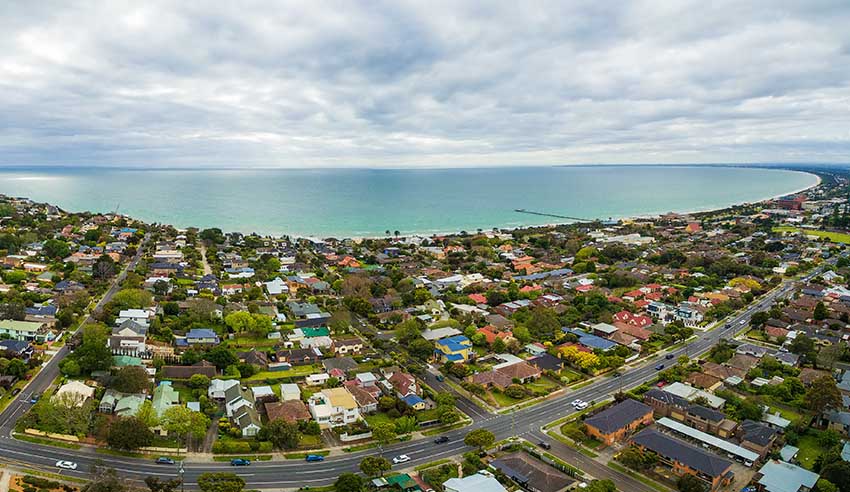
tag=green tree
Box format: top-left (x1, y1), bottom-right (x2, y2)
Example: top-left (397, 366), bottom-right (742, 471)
top-left (814, 302), bottom-right (828, 321)
top-left (106, 417), bottom-right (155, 450)
top-left (676, 474), bottom-right (704, 492)
top-left (144, 477), bottom-right (182, 492)
top-left (197, 473), bottom-right (245, 492)
top-left (110, 289), bottom-right (154, 310)
top-left (585, 480), bottom-right (617, 492)
top-left (526, 307), bottom-right (559, 341)
top-left (42, 239), bottom-right (70, 260)
top-left (258, 419), bottom-right (301, 450)
top-left (93, 254), bottom-right (117, 280)
top-left (372, 422), bottom-right (396, 447)
top-left (464, 428), bottom-right (495, 452)
top-left (225, 311), bottom-right (255, 334)
top-left (74, 324), bottom-right (113, 374)
top-left (161, 405), bottom-right (210, 447)
top-left (205, 346), bottom-right (238, 370)
top-left (334, 473), bottom-right (366, 492)
top-left (359, 456), bottom-right (391, 477)
top-left (821, 462), bottom-right (850, 492)
top-left (805, 376), bottom-right (842, 414)
top-left (816, 478), bottom-right (839, 492)
top-left (111, 365), bottom-right (151, 393)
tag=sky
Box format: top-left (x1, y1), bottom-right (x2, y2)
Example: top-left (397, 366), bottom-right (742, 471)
top-left (1, 1), bottom-right (849, 169)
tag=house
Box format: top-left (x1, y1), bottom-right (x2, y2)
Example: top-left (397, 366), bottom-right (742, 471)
top-left (562, 328), bottom-right (617, 351)
top-left (584, 399), bottom-right (654, 445)
top-left (389, 371), bottom-right (420, 397)
top-left (277, 347), bottom-right (322, 365)
top-left (184, 328), bottom-right (220, 346)
top-left (662, 382), bottom-right (726, 409)
top-left (0, 319), bottom-right (50, 342)
top-left (401, 394), bottom-right (427, 411)
top-left (251, 386), bottom-right (276, 403)
top-left (684, 405), bottom-right (738, 439)
top-left (110, 320), bottom-right (148, 353)
top-left (308, 387), bottom-right (361, 428)
top-left (161, 361), bottom-right (217, 379)
top-left (265, 400), bottom-right (311, 423)
top-left (348, 385), bottom-right (379, 414)
top-left (116, 309), bottom-right (154, 327)
top-left (755, 460), bottom-right (819, 492)
top-left (527, 353), bottom-right (564, 372)
top-left (333, 338), bottom-right (364, 355)
top-left (224, 384), bottom-right (255, 418)
top-left (99, 390), bottom-right (145, 416)
top-left (54, 381), bottom-right (95, 406)
top-left (630, 428), bottom-right (733, 491)
top-left (233, 404), bottom-right (262, 437)
top-left (490, 452), bottom-right (575, 492)
top-left (434, 335), bottom-right (473, 363)
top-left (740, 420), bottom-right (778, 458)
top-left (152, 382), bottom-right (180, 419)
top-left (208, 378), bottom-right (241, 400)
top-left (644, 388), bottom-right (690, 419)
top-left (238, 349), bottom-right (269, 370)
top-left (0, 340), bottom-right (33, 360)
top-left (443, 472), bottom-right (507, 492)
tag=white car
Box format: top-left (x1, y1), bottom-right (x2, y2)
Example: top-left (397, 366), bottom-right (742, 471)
top-left (570, 399), bottom-right (583, 407)
top-left (56, 461), bottom-right (78, 470)
top-left (392, 455), bottom-right (411, 464)
top-left (575, 401), bottom-right (589, 410)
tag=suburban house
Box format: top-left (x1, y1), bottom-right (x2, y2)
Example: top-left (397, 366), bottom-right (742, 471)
top-left (280, 383), bottom-right (301, 401)
top-left (433, 335), bottom-right (473, 363)
top-left (347, 385), bottom-right (379, 414)
top-left (54, 380), bottom-right (95, 406)
top-left (183, 328), bottom-right (220, 346)
top-left (388, 371), bottom-right (420, 398)
top-left (755, 460), bottom-right (819, 492)
top-left (630, 428), bottom-right (733, 491)
top-left (99, 390), bottom-right (145, 416)
top-left (333, 338), bottom-right (364, 355)
top-left (209, 378), bottom-right (241, 400)
top-left (265, 400), bottom-right (311, 424)
top-left (109, 320), bottom-right (148, 353)
top-left (308, 387), bottom-right (361, 428)
top-left (0, 319), bottom-right (50, 342)
top-left (233, 404), bottom-right (262, 437)
top-left (277, 347), bottom-right (323, 365)
top-left (443, 472), bottom-right (507, 492)
top-left (739, 420), bottom-right (779, 458)
top-left (0, 340), bottom-right (33, 360)
top-left (490, 452), bottom-right (575, 492)
top-left (161, 361), bottom-right (217, 379)
top-left (584, 399), bottom-right (654, 445)
top-left (470, 361), bottom-right (542, 390)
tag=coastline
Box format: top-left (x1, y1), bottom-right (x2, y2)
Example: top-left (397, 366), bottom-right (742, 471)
top-left (0, 167), bottom-right (823, 241)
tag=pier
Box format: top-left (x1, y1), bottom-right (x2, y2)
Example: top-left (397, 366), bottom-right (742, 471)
top-left (514, 208), bottom-right (595, 222)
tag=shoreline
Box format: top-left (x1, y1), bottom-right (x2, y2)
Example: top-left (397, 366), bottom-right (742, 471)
top-left (2, 168), bottom-right (823, 241)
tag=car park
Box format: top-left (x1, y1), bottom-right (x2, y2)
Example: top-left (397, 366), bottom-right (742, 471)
top-left (230, 458), bottom-right (251, 466)
top-left (392, 455), bottom-right (411, 464)
top-left (56, 461), bottom-right (77, 470)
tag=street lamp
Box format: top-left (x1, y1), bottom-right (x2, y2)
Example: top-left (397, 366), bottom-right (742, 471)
top-left (178, 461), bottom-right (185, 492)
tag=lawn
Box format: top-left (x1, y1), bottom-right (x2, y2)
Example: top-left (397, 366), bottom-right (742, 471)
top-left (765, 401), bottom-right (804, 423)
top-left (526, 377), bottom-right (562, 393)
top-left (796, 433), bottom-right (822, 470)
top-left (243, 365), bottom-right (318, 381)
top-left (364, 412), bottom-right (395, 428)
top-left (558, 367), bottom-right (585, 383)
top-left (489, 390), bottom-right (525, 407)
top-left (773, 226), bottom-right (850, 244)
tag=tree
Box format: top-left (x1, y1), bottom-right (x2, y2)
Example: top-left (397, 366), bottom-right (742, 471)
top-left (225, 311), bottom-right (255, 334)
top-left (205, 346), bottom-right (238, 370)
top-left (676, 474), bottom-right (704, 492)
top-left (136, 400), bottom-right (159, 428)
top-left (815, 302), bottom-right (829, 321)
top-left (526, 307), bottom-right (560, 341)
top-left (407, 338), bottom-right (434, 360)
top-left (42, 239), bottom-right (70, 260)
top-left (585, 480), bottom-right (616, 492)
top-left (805, 376), bottom-right (842, 414)
top-left (145, 477), bottom-right (182, 492)
top-left (161, 405), bottom-right (210, 447)
top-left (74, 324), bottom-right (113, 374)
top-left (359, 456), bottom-right (391, 477)
top-left (372, 422), bottom-right (396, 447)
top-left (111, 365), bottom-right (151, 393)
top-left (750, 311), bottom-right (769, 327)
top-left (199, 228), bottom-right (225, 244)
top-left (464, 429), bottom-right (495, 452)
top-left (93, 254), bottom-right (117, 280)
top-left (107, 417), bottom-right (155, 450)
top-left (197, 473), bottom-right (245, 492)
top-left (258, 419), bottom-right (300, 450)
top-left (816, 479), bottom-right (839, 492)
top-left (821, 462), bottom-right (850, 492)
top-left (334, 473), bottom-right (366, 492)
top-left (82, 468), bottom-right (128, 492)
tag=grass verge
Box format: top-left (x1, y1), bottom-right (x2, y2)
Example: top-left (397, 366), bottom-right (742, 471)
top-left (212, 455), bottom-right (273, 462)
top-left (284, 451), bottom-right (330, 459)
top-left (414, 459), bottom-right (453, 471)
top-left (607, 462), bottom-right (671, 492)
top-left (13, 434), bottom-right (82, 450)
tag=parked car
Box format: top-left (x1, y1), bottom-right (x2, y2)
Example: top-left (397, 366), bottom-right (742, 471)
top-left (155, 457), bottom-right (175, 465)
top-left (230, 459), bottom-right (251, 466)
top-left (305, 455), bottom-right (325, 462)
top-left (434, 436), bottom-right (449, 444)
top-left (11, 388), bottom-right (20, 396)
top-left (538, 441), bottom-right (551, 450)
top-left (392, 455), bottom-right (411, 464)
top-left (56, 461), bottom-right (78, 470)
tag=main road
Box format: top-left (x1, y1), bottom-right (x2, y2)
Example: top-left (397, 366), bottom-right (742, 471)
top-left (0, 257), bottom-right (827, 490)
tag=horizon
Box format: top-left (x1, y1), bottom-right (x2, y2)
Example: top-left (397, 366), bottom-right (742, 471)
top-left (1, 2), bottom-right (849, 169)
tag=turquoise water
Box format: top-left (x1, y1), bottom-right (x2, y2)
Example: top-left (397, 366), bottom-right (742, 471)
top-left (0, 166), bottom-right (819, 238)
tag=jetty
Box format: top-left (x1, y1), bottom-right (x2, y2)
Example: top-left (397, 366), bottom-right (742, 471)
top-left (514, 208), bottom-right (594, 222)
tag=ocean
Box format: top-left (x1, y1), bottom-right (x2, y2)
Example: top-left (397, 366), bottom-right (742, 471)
top-left (0, 166), bottom-right (819, 238)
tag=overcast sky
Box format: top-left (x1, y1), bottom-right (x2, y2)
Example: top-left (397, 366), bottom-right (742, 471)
top-left (1, 1), bottom-right (849, 168)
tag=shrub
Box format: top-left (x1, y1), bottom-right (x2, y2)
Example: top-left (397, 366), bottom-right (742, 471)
top-left (23, 477), bottom-right (59, 489)
top-left (212, 440), bottom-right (252, 454)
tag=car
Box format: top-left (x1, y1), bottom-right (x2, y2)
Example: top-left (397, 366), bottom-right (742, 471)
top-left (574, 401), bottom-right (589, 410)
top-left (538, 441), bottom-right (551, 450)
top-left (665, 353), bottom-right (674, 360)
top-left (230, 458), bottom-right (251, 466)
top-left (655, 364), bottom-right (665, 370)
top-left (155, 457), bottom-right (175, 465)
top-left (611, 371), bottom-right (621, 377)
top-left (392, 455), bottom-right (411, 464)
top-left (305, 454), bottom-right (325, 462)
top-left (433, 436), bottom-right (449, 444)
top-left (56, 461), bottom-right (78, 470)
top-left (30, 394), bottom-right (40, 404)
top-left (570, 399), bottom-right (583, 406)
top-left (11, 388), bottom-right (20, 396)
top-left (435, 375), bottom-right (445, 382)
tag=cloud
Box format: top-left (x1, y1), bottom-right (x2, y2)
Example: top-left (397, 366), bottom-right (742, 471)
top-left (0, 0), bottom-right (848, 168)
